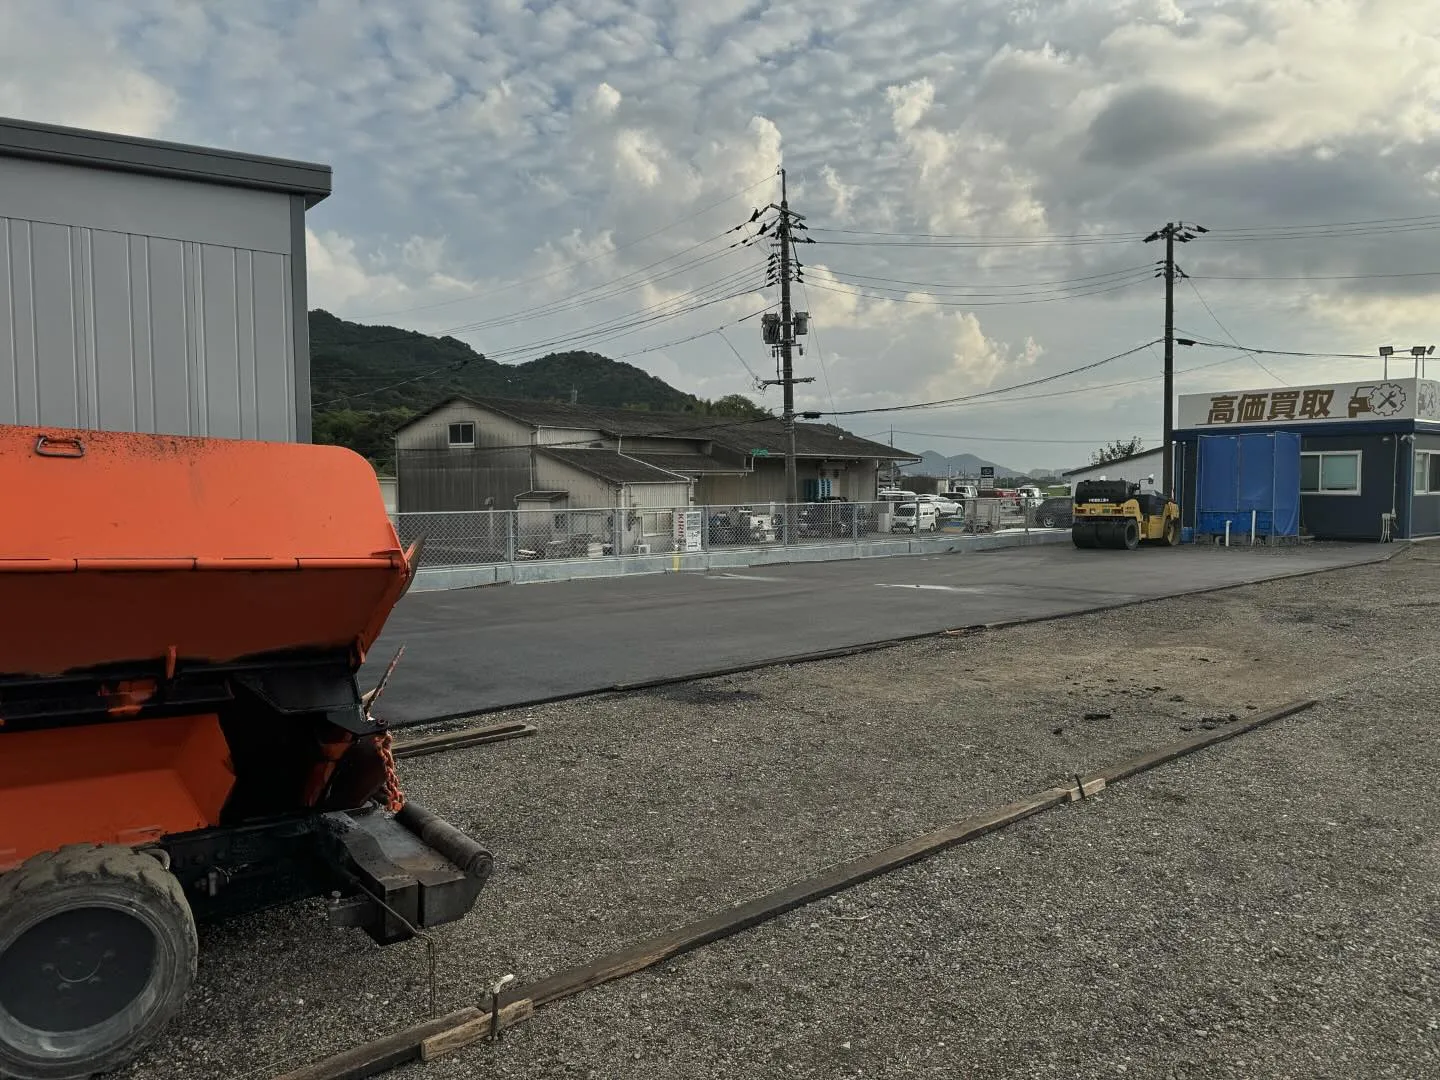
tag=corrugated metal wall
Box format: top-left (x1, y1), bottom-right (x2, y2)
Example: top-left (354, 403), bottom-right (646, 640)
top-left (397, 402), bottom-right (534, 511)
top-left (0, 157), bottom-right (301, 440)
top-left (533, 456), bottom-right (617, 508)
top-left (624, 481), bottom-right (692, 507)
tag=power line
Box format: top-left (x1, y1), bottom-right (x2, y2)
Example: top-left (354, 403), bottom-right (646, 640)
top-left (1208, 211), bottom-right (1440, 233)
top-left (1192, 269), bottom-right (1440, 281)
top-left (817, 340), bottom-right (1162, 417)
top-left (349, 173), bottom-right (776, 320)
top-left (813, 262), bottom-right (1155, 293)
top-left (796, 280), bottom-right (838, 418)
top-left (715, 328), bottom-right (765, 391)
top-left (1176, 336), bottom-right (1378, 360)
top-left (1184, 278), bottom-right (1283, 384)
top-left (886, 430), bottom-right (1154, 445)
top-left (809, 226), bottom-right (1147, 242)
top-left (437, 236), bottom-right (758, 336)
top-left (802, 274), bottom-right (1150, 308)
top-left (614, 309), bottom-right (776, 363)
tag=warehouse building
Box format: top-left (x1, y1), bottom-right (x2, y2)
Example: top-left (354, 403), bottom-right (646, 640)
top-left (0, 116), bottom-right (329, 441)
top-left (1173, 377), bottom-right (1440, 541)
top-left (1063, 446), bottom-right (1165, 489)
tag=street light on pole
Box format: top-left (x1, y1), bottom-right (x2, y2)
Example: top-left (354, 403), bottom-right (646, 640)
top-left (1380, 345), bottom-right (1394, 379)
top-left (1410, 344), bottom-right (1435, 378)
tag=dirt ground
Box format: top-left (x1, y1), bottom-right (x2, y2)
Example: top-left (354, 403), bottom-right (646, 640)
top-left (120, 543), bottom-right (1439, 1080)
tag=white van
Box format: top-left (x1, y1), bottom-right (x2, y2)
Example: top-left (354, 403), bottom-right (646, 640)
top-left (890, 501), bottom-right (939, 533)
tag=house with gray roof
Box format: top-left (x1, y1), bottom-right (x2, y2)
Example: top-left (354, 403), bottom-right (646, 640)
top-left (392, 395), bottom-right (917, 513)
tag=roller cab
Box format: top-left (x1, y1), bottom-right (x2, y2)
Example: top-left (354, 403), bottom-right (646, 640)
top-left (0, 427), bottom-right (489, 1080)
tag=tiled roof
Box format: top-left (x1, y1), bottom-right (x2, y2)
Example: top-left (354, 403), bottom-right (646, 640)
top-left (623, 452), bottom-right (748, 475)
top-left (538, 448), bottom-right (690, 485)
top-left (400, 395), bottom-right (917, 461)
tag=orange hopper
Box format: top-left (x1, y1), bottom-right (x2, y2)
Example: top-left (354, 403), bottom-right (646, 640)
top-left (0, 426), bottom-right (412, 678)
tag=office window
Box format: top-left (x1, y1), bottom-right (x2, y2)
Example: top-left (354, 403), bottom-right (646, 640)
top-left (1300, 451), bottom-right (1361, 494)
top-left (1416, 450), bottom-right (1440, 494)
top-left (448, 422), bottom-right (475, 447)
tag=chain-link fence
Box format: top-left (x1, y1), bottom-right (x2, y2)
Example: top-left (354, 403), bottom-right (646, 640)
top-left (394, 497), bottom-right (1074, 569)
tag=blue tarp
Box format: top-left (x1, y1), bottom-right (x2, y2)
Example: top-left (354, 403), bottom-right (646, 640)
top-left (1195, 432), bottom-right (1301, 537)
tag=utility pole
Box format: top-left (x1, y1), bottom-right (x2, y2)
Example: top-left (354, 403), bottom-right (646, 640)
top-left (1144, 221), bottom-right (1207, 497)
top-left (758, 167), bottom-right (815, 505)
top-left (779, 170), bottom-right (798, 505)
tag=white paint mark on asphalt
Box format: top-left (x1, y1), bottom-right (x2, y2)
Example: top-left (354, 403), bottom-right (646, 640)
top-left (709, 573), bottom-right (791, 582)
top-left (875, 584), bottom-right (981, 592)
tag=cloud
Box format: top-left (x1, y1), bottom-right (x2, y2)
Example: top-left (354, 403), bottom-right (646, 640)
top-left (5, 0), bottom-right (1440, 469)
top-left (0, 1), bottom-right (175, 136)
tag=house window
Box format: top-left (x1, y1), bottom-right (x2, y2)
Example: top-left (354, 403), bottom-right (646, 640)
top-left (1300, 451), bottom-right (1361, 495)
top-left (448, 422), bottom-right (475, 448)
top-left (1417, 450), bottom-right (1440, 494)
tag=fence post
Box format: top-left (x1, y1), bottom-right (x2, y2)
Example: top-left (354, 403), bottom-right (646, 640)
top-left (505, 511), bottom-right (516, 563)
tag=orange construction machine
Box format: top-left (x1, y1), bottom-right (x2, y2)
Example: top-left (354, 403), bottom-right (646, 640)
top-left (0, 426), bottom-right (490, 1079)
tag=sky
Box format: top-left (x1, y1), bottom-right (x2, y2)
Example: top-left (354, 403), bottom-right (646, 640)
top-left (3, 0), bottom-right (1439, 472)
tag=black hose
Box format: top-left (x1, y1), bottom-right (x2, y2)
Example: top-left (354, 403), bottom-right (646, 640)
top-left (395, 801), bottom-right (494, 882)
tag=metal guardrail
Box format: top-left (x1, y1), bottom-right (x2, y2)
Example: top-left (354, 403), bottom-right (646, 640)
top-left (392, 500), bottom-right (1061, 570)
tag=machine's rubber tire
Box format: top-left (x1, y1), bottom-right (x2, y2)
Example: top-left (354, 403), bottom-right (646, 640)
top-left (1071, 523), bottom-right (1095, 549)
top-left (0, 845), bottom-right (197, 1080)
top-left (1123, 520), bottom-right (1141, 550)
top-left (1163, 517), bottom-right (1180, 546)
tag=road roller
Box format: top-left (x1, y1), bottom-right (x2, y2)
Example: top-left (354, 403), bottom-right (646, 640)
top-left (0, 426), bottom-right (491, 1079)
top-left (1071, 478), bottom-right (1180, 550)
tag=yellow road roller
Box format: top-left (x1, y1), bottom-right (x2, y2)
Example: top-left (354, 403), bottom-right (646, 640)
top-left (1071, 479), bottom-right (1180, 550)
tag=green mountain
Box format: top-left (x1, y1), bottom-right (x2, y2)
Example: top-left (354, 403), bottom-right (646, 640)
top-left (307, 310), bottom-right (761, 468)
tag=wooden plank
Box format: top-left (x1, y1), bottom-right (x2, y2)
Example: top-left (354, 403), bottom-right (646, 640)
top-left (419, 998), bottom-right (535, 1061)
top-left (271, 1007), bottom-right (483, 1080)
top-left (273, 697), bottom-right (1317, 1080)
top-left (520, 785), bottom-right (1073, 1008)
top-left (393, 722), bottom-right (535, 760)
top-left (1082, 699), bottom-right (1315, 787)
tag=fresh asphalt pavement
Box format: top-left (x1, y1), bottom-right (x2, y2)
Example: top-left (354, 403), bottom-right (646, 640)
top-left (364, 543), bottom-right (1388, 725)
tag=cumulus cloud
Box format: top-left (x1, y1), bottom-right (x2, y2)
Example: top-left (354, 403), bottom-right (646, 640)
top-left (6, 0), bottom-right (1440, 468)
top-left (0, 1), bottom-right (175, 136)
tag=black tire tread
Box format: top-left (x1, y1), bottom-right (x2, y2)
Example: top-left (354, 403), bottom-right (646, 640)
top-left (0, 844), bottom-right (196, 1080)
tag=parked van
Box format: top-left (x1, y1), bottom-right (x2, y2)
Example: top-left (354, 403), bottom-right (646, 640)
top-left (890, 502), bottom-right (939, 533)
top-left (878, 488), bottom-right (918, 503)
top-left (943, 483), bottom-right (979, 503)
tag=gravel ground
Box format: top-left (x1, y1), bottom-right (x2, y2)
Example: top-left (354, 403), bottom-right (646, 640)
top-left (116, 544), bottom-right (1439, 1080)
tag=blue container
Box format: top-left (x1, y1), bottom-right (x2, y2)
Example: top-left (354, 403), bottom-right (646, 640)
top-left (1180, 526), bottom-right (1194, 544)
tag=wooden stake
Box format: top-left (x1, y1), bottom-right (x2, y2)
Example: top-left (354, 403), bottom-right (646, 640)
top-left (419, 999), bottom-right (535, 1061)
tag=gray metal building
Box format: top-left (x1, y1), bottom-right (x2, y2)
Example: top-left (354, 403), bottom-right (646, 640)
top-left (0, 117), bottom-right (330, 441)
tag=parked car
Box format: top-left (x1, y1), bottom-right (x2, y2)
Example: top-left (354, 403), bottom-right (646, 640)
top-left (1033, 496), bottom-right (1074, 529)
top-left (797, 499), bottom-right (875, 538)
top-left (706, 507), bottom-right (780, 545)
top-left (878, 488), bottom-right (917, 503)
top-left (916, 493), bottom-right (960, 516)
top-left (890, 502), bottom-right (939, 533)
top-left (1017, 485), bottom-right (1044, 507)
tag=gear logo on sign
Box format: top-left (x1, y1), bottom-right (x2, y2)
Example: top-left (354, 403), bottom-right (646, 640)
top-left (1368, 382), bottom-right (1406, 417)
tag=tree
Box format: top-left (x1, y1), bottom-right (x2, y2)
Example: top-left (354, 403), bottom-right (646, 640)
top-left (1090, 437), bottom-right (1145, 466)
top-left (706, 394), bottom-right (772, 420)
